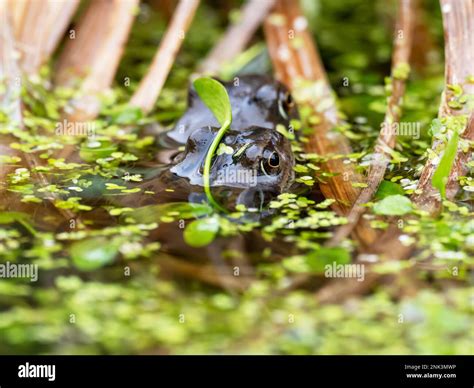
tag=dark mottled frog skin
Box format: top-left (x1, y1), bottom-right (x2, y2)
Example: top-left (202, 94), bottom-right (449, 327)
top-left (164, 75), bottom-right (298, 209)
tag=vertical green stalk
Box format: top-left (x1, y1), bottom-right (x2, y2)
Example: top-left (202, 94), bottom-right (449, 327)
top-left (203, 119), bottom-right (231, 212)
top-left (193, 77), bottom-right (233, 212)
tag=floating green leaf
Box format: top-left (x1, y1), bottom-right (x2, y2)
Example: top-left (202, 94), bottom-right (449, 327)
top-left (432, 130), bottom-right (460, 199)
top-left (193, 77), bottom-right (232, 212)
top-left (375, 180), bottom-right (405, 199)
top-left (79, 139), bottom-right (118, 163)
top-left (193, 77), bottom-right (232, 127)
top-left (373, 195), bottom-right (413, 216)
top-left (283, 247), bottom-right (351, 274)
top-left (183, 217), bottom-right (219, 247)
top-left (70, 237), bottom-right (119, 271)
top-left (216, 143), bottom-right (233, 155)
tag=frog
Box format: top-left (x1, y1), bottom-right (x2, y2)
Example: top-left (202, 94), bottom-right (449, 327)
top-left (79, 75), bottom-right (299, 213)
top-left (162, 74), bottom-right (299, 210)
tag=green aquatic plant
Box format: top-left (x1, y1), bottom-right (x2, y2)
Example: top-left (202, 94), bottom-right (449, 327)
top-left (183, 217), bottom-right (220, 247)
top-left (432, 127), bottom-right (460, 199)
top-left (193, 77), bottom-right (233, 212)
top-left (70, 237), bottom-right (120, 271)
top-left (373, 194), bottom-right (414, 216)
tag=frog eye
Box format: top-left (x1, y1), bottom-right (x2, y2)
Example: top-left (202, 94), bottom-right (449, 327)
top-left (268, 152), bottom-right (280, 168)
top-left (260, 152), bottom-right (280, 176)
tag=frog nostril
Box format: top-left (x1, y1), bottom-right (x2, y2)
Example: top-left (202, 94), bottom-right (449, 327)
top-left (224, 135), bottom-right (235, 145)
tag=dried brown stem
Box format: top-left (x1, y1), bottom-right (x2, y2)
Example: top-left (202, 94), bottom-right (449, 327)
top-left (264, 0), bottom-right (376, 247)
top-left (0, 2), bottom-right (22, 123)
top-left (52, 0), bottom-right (138, 165)
top-left (130, 0), bottom-right (200, 113)
top-left (198, 0), bottom-right (275, 75)
top-left (412, 0), bottom-right (474, 213)
top-left (0, 1), bottom-right (75, 221)
top-left (0, 1), bottom-right (23, 182)
top-left (263, 0), bottom-right (382, 302)
top-left (55, 0), bottom-right (139, 122)
top-left (410, 0), bottom-right (436, 72)
top-left (359, 0), bottom-right (474, 263)
top-left (9, 0), bottom-right (79, 75)
top-left (328, 0), bottom-right (415, 247)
